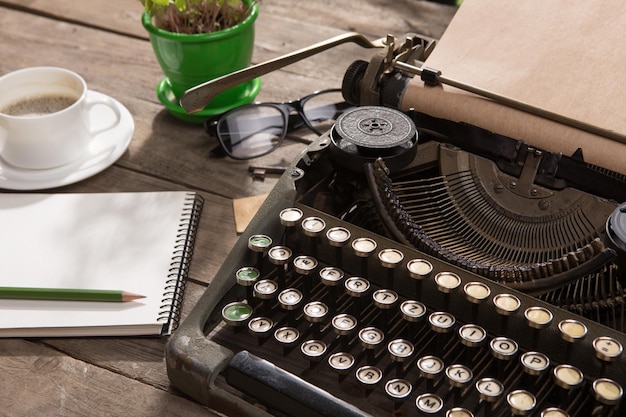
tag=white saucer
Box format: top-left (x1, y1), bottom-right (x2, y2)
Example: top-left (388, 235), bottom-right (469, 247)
top-left (0, 90), bottom-right (134, 190)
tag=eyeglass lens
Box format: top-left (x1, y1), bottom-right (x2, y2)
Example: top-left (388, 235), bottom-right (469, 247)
top-left (217, 90), bottom-right (348, 159)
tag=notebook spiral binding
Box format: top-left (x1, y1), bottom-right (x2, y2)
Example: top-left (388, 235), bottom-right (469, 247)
top-left (158, 193), bottom-right (204, 334)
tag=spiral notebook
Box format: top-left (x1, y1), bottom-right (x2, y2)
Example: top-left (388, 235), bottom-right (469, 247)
top-left (0, 191), bottom-right (203, 338)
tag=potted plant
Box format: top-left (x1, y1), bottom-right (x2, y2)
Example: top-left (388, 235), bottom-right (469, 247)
top-left (140, 0), bottom-right (261, 123)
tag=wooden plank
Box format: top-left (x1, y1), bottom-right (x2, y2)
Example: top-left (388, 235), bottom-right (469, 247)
top-left (0, 338), bottom-right (220, 416)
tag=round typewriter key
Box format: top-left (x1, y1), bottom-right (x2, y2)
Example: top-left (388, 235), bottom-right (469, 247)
top-left (490, 337), bottom-right (518, 360)
top-left (326, 226), bottom-right (351, 247)
top-left (525, 306), bottom-right (553, 329)
top-left (319, 266), bottom-right (345, 286)
top-left (553, 364), bottom-right (583, 390)
top-left (458, 324), bottom-right (486, 347)
top-left (301, 216), bottom-right (326, 237)
top-left (328, 352), bottom-right (355, 374)
top-left (300, 339), bottom-right (327, 360)
top-left (387, 339), bottom-right (414, 362)
top-left (540, 407), bottom-right (569, 417)
top-left (279, 207), bottom-right (303, 226)
top-left (445, 364), bottom-right (473, 388)
top-left (268, 245), bottom-right (292, 265)
top-left (293, 255), bottom-right (318, 275)
top-left (592, 378), bottom-right (623, 405)
top-left (417, 355), bottom-right (444, 379)
top-left (359, 326), bottom-right (385, 349)
top-left (407, 258), bottom-right (433, 279)
top-left (493, 293), bottom-right (521, 315)
top-left (344, 276), bottom-right (371, 297)
top-left (303, 301), bottom-right (329, 323)
top-left (278, 288), bottom-right (303, 310)
top-left (464, 281), bottom-right (491, 303)
top-left (378, 248), bottom-right (404, 268)
top-left (355, 365), bottom-right (383, 386)
top-left (372, 289), bottom-right (398, 309)
top-left (520, 351), bottom-right (550, 375)
top-left (415, 393), bottom-right (444, 414)
top-left (235, 266), bottom-right (261, 286)
top-left (274, 326), bottom-right (300, 346)
top-left (558, 319), bottom-right (588, 343)
top-left (475, 377), bottom-right (504, 402)
top-left (253, 279), bottom-right (278, 299)
top-left (248, 316), bottom-right (274, 338)
top-left (435, 271), bottom-right (461, 293)
top-left (507, 389), bottom-right (536, 415)
top-left (248, 234), bottom-right (272, 252)
top-left (385, 378), bottom-right (412, 400)
top-left (446, 408), bottom-right (474, 417)
top-left (221, 302), bottom-right (253, 326)
top-left (400, 300), bottom-right (426, 322)
top-left (331, 313), bottom-right (358, 336)
top-left (429, 312), bottom-right (455, 333)
top-left (593, 336), bottom-right (623, 362)
top-left (351, 237), bottom-right (377, 257)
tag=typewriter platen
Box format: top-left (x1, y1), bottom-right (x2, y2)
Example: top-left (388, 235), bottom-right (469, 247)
top-left (167, 38), bottom-right (626, 417)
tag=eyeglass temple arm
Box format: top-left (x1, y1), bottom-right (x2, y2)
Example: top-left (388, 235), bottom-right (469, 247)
top-left (179, 32), bottom-right (388, 114)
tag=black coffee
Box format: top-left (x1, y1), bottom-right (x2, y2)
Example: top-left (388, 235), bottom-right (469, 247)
top-left (1, 95), bottom-right (77, 116)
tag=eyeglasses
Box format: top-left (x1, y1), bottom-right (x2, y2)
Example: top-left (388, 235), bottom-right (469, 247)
top-left (204, 89), bottom-right (353, 160)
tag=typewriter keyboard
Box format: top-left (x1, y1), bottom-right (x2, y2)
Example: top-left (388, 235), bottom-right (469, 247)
top-left (210, 204), bottom-right (625, 417)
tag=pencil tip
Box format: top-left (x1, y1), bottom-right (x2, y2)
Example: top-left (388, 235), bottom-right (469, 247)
top-left (122, 292), bottom-right (146, 302)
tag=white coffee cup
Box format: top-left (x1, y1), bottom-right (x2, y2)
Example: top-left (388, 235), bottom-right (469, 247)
top-left (0, 67), bottom-right (122, 170)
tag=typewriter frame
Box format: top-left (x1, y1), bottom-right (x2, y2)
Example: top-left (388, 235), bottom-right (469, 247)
top-left (166, 126), bottom-right (626, 416)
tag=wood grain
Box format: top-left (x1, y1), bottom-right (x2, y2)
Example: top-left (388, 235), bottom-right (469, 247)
top-left (0, 1), bottom-right (455, 415)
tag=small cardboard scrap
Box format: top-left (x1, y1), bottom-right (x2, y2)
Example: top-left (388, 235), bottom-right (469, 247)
top-left (233, 193), bottom-right (269, 234)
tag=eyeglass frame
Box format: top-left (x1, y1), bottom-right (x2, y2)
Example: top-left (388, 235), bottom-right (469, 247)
top-left (204, 88), bottom-right (348, 160)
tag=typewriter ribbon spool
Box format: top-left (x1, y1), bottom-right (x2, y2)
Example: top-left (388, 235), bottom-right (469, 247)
top-left (329, 106), bottom-right (417, 173)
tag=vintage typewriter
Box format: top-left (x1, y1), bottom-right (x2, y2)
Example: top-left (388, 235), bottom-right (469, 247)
top-left (166, 17), bottom-right (626, 417)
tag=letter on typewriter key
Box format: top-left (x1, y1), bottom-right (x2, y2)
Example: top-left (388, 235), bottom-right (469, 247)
top-left (384, 378), bottom-right (412, 403)
top-left (415, 393), bottom-right (444, 415)
top-left (520, 351), bottom-right (550, 376)
top-left (475, 377), bottom-right (504, 403)
top-left (328, 352), bottom-right (355, 377)
top-left (355, 365), bottom-right (383, 395)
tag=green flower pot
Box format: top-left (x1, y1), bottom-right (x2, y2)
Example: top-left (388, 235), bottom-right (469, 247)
top-left (142, 0), bottom-right (261, 123)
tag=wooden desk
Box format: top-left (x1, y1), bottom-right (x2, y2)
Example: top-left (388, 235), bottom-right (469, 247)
top-left (0, 1), bottom-right (455, 415)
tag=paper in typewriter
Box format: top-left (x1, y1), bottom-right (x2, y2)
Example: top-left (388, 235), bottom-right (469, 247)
top-left (403, 0), bottom-right (626, 176)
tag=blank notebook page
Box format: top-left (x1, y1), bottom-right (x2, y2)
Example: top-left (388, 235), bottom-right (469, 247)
top-left (0, 192), bottom-right (196, 337)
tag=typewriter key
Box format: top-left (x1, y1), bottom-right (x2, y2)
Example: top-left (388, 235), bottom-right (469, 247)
top-left (387, 339), bottom-right (414, 375)
top-left (235, 266), bottom-right (260, 305)
top-left (406, 258), bottom-right (433, 299)
top-left (247, 316), bottom-right (274, 344)
top-left (300, 339), bottom-right (328, 367)
top-left (326, 226), bottom-right (350, 265)
top-left (385, 378), bottom-right (412, 409)
top-left (520, 351), bottom-right (550, 376)
top-left (593, 336), bottom-right (623, 375)
top-left (378, 248), bottom-right (404, 288)
top-left (400, 300), bottom-right (426, 322)
top-left (475, 377), bottom-right (504, 402)
top-left (463, 281), bottom-right (491, 322)
top-left (506, 389), bottom-right (536, 415)
top-left (359, 327), bottom-right (385, 357)
top-left (351, 237), bottom-right (376, 277)
top-left (445, 364), bottom-right (473, 389)
top-left (221, 301), bottom-right (253, 327)
top-left (492, 293), bottom-right (521, 334)
top-left (355, 365), bottom-right (383, 396)
top-left (591, 378), bottom-right (623, 406)
top-left (540, 408), bottom-right (568, 417)
top-left (417, 355), bottom-right (444, 391)
top-left (328, 351), bottom-right (355, 379)
top-left (415, 393), bottom-right (444, 414)
top-left (446, 407), bottom-right (473, 417)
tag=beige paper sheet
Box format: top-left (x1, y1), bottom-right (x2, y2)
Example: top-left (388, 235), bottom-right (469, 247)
top-left (401, 0), bottom-right (626, 175)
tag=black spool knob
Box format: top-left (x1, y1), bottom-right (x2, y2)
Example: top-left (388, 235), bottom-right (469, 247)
top-left (607, 202), bottom-right (626, 266)
top-left (329, 106), bottom-right (417, 172)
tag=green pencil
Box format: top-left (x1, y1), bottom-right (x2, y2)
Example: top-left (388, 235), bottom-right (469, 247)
top-left (0, 287), bottom-right (145, 302)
